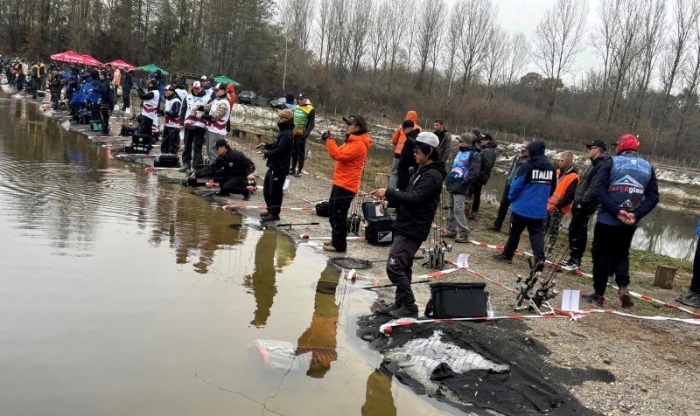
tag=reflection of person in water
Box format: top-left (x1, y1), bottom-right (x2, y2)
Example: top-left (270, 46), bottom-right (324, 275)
top-left (295, 264), bottom-right (341, 378)
top-left (361, 368), bottom-right (397, 416)
top-left (246, 231), bottom-right (279, 327)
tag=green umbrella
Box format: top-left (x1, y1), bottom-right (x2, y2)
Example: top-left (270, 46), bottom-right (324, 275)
top-left (213, 75), bottom-right (240, 86)
top-left (137, 64), bottom-right (169, 75)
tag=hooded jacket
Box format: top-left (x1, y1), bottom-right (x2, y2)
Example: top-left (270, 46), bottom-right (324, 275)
top-left (435, 129), bottom-right (452, 165)
top-left (479, 139), bottom-right (498, 184)
top-left (326, 132), bottom-right (373, 193)
top-left (508, 141), bottom-right (556, 219)
top-left (391, 111), bottom-right (421, 157)
top-left (264, 119), bottom-right (295, 172)
top-left (386, 161), bottom-right (447, 242)
top-left (196, 148), bottom-right (255, 179)
top-left (397, 129), bottom-right (420, 173)
top-left (573, 153), bottom-right (610, 214)
top-left (446, 142), bottom-right (481, 195)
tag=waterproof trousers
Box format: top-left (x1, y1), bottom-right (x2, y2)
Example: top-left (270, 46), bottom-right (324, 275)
top-left (568, 207), bottom-right (591, 262)
top-left (591, 222), bottom-right (636, 296)
top-left (160, 127), bottom-right (180, 154)
top-left (503, 212), bottom-right (545, 262)
top-left (386, 235), bottom-right (422, 307)
top-left (219, 177), bottom-right (249, 197)
top-left (182, 128), bottom-right (205, 169)
top-left (328, 185), bottom-right (355, 252)
top-left (263, 169), bottom-right (287, 216)
top-left (691, 237), bottom-right (700, 294)
top-left (290, 135), bottom-right (306, 173)
top-left (470, 182), bottom-right (483, 214)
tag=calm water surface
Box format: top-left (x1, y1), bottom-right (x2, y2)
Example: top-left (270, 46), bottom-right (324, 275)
top-left (0, 97), bottom-right (459, 415)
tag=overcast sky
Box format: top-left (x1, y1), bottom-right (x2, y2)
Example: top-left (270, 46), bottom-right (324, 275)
top-left (443, 0), bottom-right (604, 81)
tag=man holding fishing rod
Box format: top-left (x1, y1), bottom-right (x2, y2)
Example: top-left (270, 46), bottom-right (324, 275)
top-left (370, 132), bottom-right (446, 318)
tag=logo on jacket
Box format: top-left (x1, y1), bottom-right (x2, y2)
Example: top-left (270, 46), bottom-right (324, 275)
top-left (229, 162), bottom-right (234, 167)
top-left (530, 169), bottom-right (553, 183)
top-left (609, 174), bottom-right (644, 195)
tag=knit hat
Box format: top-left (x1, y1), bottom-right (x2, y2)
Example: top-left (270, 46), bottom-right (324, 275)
top-left (278, 109), bottom-right (293, 120)
top-left (471, 128), bottom-right (484, 139)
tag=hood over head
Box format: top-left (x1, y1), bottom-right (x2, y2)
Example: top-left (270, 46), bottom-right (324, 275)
top-left (406, 110), bottom-right (419, 123)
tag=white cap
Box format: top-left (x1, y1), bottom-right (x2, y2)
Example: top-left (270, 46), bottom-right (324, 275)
top-left (192, 81), bottom-right (202, 88)
top-left (416, 132), bottom-right (439, 148)
top-left (200, 75), bottom-right (207, 80)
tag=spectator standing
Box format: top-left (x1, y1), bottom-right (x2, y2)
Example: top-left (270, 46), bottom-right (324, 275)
top-left (433, 119), bottom-right (452, 166)
top-left (320, 115), bottom-right (373, 253)
top-left (389, 110), bottom-right (420, 189)
top-left (565, 140), bottom-right (610, 268)
top-left (396, 120), bottom-right (420, 191)
top-left (489, 142), bottom-right (529, 232)
top-left (677, 219), bottom-right (700, 308)
top-left (97, 71), bottom-right (114, 135)
top-left (370, 132), bottom-right (447, 318)
top-left (470, 130), bottom-right (497, 220)
top-left (583, 134), bottom-right (659, 308)
top-left (284, 92), bottom-right (295, 110)
top-left (444, 134), bottom-right (481, 243)
top-left (290, 93), bottom-right (316, 177)
top-left (543, 151), bottom-right (579, 245)
top-left (493, 141), bottom-right (556, 264)
top-left (121, 67), bottom-right (133, 112)
top-left (255, 109), bottom-right (295, 222)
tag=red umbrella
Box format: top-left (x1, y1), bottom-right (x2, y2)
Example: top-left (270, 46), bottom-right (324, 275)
top-left (81, 54), bottom-right (103, 67)
top-left (50, 50), bottom-right (83, 64)
top-left (105, 59), bottom-right (137, 71)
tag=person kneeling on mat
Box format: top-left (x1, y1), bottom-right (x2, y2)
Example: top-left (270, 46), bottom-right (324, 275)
top-left (370, 132), bottom-right (447, 318)
top-left (189, 139), bottom-right (256, 199)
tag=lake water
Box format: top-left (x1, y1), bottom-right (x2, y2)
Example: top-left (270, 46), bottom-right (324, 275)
top-left (0, 97), bottom-right (464, 415)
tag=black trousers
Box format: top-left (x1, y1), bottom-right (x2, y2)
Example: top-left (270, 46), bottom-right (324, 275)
top-left (219, 177), bottom-right (248, 197)
top-left (290, 135), bottom-right (307, 172)
top-left (263, 169), bottom-right (287, 216)
top-left (503, 212), bottom-right (545, 262)
top-left (182, 128), bottom-right (205, 169)
top-left (122, 88), bottom-right (131, 110)
top-left (494, 184), bottom-right (512, 228)
top-left (691, 237), bottom-right (700, 294)
top-left (99, 104), bottom-right (111, 134)
top-left (591, 222), bottom-right (637, 296)
top-left (161, 127), bottom-right (180, 154)
top-left (51, 90), bottom-right (61, 110)
top-left (328, 185), bottom-right (356, 252)
top-left (386, 235), bottom-right (422, 307)
top-left (471, 182), bottom-right (483, 213)
top-left (568, 207), bottom-right (591, 261)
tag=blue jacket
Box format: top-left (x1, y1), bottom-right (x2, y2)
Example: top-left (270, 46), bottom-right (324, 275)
top-left (594, 152), bottom-right (659, 226)
top-left (696, 219), bottom-right (700, 237)
top-left (446, 144), bottom-right (481, 195)
top-left (508, 141), bottom-right (556, 219)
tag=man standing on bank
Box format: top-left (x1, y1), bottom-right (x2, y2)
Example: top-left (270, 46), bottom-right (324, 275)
top-left (583, 134), bottom-right (659, 308)
top-left (321, 115), bottom-right (373, 253)
top-left (290, 93), bottom-right (315, 177)
top-left (370, 132), bottom-right (447, 318)
top-left (489, 142), bottom-right (529, 232)
top-left (493, 141), bottom-right (556, 265)
top-left (256, 109), bottom-right (295, 222)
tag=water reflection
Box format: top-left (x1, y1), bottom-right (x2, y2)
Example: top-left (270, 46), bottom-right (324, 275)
top-left (246, 231), bottom-right (279, 327)
top-left (295, 264), bottom-right (341, 378)
top-left (362, 369), bottom-right (397, 416)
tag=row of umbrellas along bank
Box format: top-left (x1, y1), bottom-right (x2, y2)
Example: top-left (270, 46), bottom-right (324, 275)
top-left (48, 50), bottom-right (240, 86)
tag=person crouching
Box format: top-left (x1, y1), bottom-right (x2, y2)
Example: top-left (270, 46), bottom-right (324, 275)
top-left (370, 133), bottom-right (447, 318)
top-left (320, 115), bottom-right (373, 252)
top-left (189, 139), bottom-right (256, 199)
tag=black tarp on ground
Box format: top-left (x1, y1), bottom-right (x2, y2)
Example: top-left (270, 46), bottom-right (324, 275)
top-left (357, 314), bottom-right (613, 415)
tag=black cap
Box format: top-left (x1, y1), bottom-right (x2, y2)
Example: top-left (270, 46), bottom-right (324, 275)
top-left (401, 119), bottom-right (415, 129)
top-left (214, 139), bottom-right (229, 148)
top-left (343, 115), bottom-right (368, 132)
top-left (298, 92), bottom-right (308, 99)
top-left (586, 139), bottom-right (607, 151)
top-left (471, 128), bottom-right (484, 138)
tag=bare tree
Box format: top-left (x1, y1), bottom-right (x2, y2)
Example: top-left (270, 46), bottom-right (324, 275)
top-left (457, 0), bottom-right (495, 92)
top-left (674, 18), bottom-right (700, 151)
top-left (504, 32), bottom-right (529, 87)
top-left (347, 0), bottom-right (372, 75)
top-left (385, 0), bottom-right (410, 93)
top-left (483, 25), bottom-right (507, 99)
top-left (316, 0), bottom-right (331, 63)
top-left (415, 0), bottom-right (445, 90)
top-left (444, 1), bottom-right (466, 97)
top-left (531, 0), bottom-right (589, 112)
top-left (367, 0), bottom-right (390, 77)
top-left (653, 0), bottom-right (700, 155)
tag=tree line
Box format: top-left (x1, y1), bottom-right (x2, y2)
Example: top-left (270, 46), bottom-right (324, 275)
top-left (2, 0), bottom-right (700, 160)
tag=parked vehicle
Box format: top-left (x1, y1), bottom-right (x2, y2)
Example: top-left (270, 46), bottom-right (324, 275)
top-left (238, 90), bottom-right (257, 105)
top-left (270, 96), bottom-right (288, 109)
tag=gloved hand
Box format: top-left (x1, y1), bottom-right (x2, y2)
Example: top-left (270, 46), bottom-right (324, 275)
top-left (321, 131), bottom-right (332, 141)
top-left (202, 114), bottom-right (212, 120)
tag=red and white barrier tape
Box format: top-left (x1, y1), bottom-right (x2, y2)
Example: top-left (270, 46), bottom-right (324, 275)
top-left (379, 314), bottom-right (566, 335)
top-left (301, 234), bottom-right (365, 241)
top-left (223, 205), bottom-right (315, 212)
top-left (551, 307), bottom-right (700, 326)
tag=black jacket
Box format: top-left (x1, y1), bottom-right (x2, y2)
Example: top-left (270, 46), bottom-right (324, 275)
top-left (196, 149), bottom-right (255, 179)
top-left (122, 72), bottom-right (133, 91)
top-left (49, 75), bottom-right (63, 95)
top-left (386, 161), bottom-right (447, 242)
top-left (573, 153), bottom-right (610, 214)
top-left (264, 119), bottom-right (295, 172)
top-left (479, 139), bottom-right (498, 184)
top-left (397, 129), bottom-right (420, 173)
top-left (98, 79), bottom-right (113, 105)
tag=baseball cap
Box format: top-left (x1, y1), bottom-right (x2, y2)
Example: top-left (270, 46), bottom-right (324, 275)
top-left (585, 139), bottom-right (607, 151)
top-left (416, 132), bottom-right (439, 148)
top-left (192, 81), bottom-right (202, 88)
top-left (201, 75), bottom-right (208, 80)
top-left (298, 92), bottom-right (308, 99)
top-left (471, 128), bottom-right (484, 138)
top-left (343, 115), bottom-right (368, 132)
top-left (165, 84), bottom-right (175, 92)
top-left (214, 82), bottom-right (228, 91)
top-left (518, 141), bottom-right (529, 151)
top-left (458, 133), bottom-right (471, 142)
top-left (214, 139), bottom-right (228, 148)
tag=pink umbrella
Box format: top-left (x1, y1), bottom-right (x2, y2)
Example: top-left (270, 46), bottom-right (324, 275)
top-left (105, 59), bottom-right (136, 71)
top-left (80, 54), bottom-right (103, 67)
top-left (49, 50), bottom-right (83, 64)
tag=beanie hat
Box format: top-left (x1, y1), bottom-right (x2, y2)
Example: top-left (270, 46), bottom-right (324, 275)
top-left (278, 109), bottom-right (293, 120)
top-left (616, 134), bottom-right (639, 154)
top-left (401, 120), bottom-right (415, 129)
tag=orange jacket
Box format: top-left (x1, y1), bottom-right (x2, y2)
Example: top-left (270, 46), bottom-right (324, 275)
top-left (227, 85), bottom-right (236, 107)
top-left (326, 132), bottom-right (373, 193)
top-left (547, 168), bottom-right (579, 215)
top-left (391, 110), bottom-right (420, 156)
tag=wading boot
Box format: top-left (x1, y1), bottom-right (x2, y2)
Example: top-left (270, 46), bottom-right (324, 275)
top-left (389, 303), bottom-right (419, 319)
top-left (582, 293), bottom-right (605, 307)
top-left (376, 300), bottom-right (402, 316)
